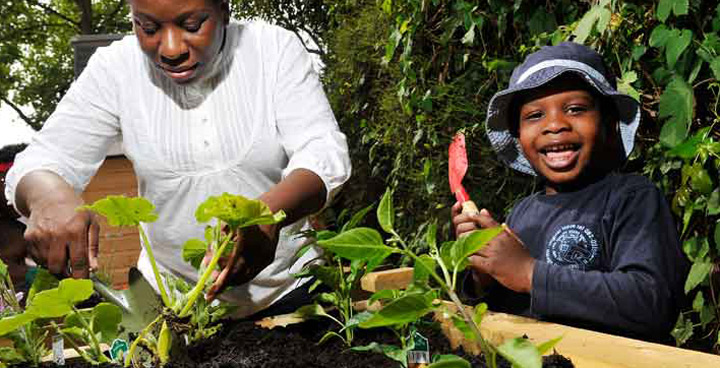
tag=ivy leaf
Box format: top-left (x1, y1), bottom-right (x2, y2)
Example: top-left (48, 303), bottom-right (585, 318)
top-left (671, 313), bottom-right (694, 346)
top-left (182, 238), bottom-right (208, 270)
top-left (659, 78), bottom-right (694, 148)
top-left (667, 127), bottom-right (709, 159)
top-left (708, 190), bottom-right (720, 215)
top-left (80, 195), bottom-right (158, 227)
top-left (692, 291), bottom-right (704, 312)
top-left (377, 187), bottom-right (395, 234)
top-left (316, 228), bottom-right (394, 262)
top-left (649, 25), bottom-right (670, 48)
top-left (689, 164), bottom-right (714, 194)
top-left (685, 261), bottom-right (712, 293)
top-left (497, 337), bottom-right (542, 368)
top-left (194, 193), bottom-right (285, 230)
top-left (657, 0), bottom-right (689, 22)
top-left (617, 70), bottom-right (640, 101)
top-left (359, 291), bottom-right (435, 328)
top-left (665, 29), bottom-right (692, 69)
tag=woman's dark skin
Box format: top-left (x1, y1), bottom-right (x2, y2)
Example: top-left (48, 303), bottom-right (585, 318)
top-left (15, 0), bottom-right (328, 301)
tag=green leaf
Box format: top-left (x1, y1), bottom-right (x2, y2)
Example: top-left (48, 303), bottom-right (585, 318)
top-left (194, 193), bottom-right (285, 230)
top-left (631, 45), bottom-right (647, 60)
top-left (429, 355), bottom-right (471, 368)
top-left (667, 128), bottom-right (707, 159)
top-left (26, 279), bottom-right (93, 318)
top-left (497, 337), bottom-right (542, 368)
top-left (80, 195), bottom-right (158, 227)
top-left (0, 313), bottom-right (35, 336)
top-left (93, 303), bottom-right (122, 343)
top-left (690, 164), bottom-right (714, 194)
top-left (692, 291), bottom-right (704, 312)
top-left (665, 29), bottom-right (692, 69)
top-left (657, 0), bottom-right (688, 22)
top-left (671, 313), bottom-right (694, 346)
top-left (359, 291), bottom-right (435, 328)
top-left (659, 78), bottom-right (694, 147)
top-left (710, 57), bottom-right (720, 80)
top-left (446, 227), bottom-right (503, 269)
top-left (537, 336), bottom-right (563, 355)
top-left (0, 347), bottom-right (25, 364)
top-left (649, 25), bottom-right (670, 48)
top-left (413, 254), bottom-right (436, 284)
top-left (27, 268), bottom-right (58, 302)
top-left (425, 222), bottom-right (438, 250)
top-left (708, 190), bottom-right (720, 215)
top-left (685, 261), bottom-right (713, 293)
top-left (182, 238), bottom-right (208, 269)
top-left (158, 321), bottom-right (171, 364)
top-left (700, 304), bottom-right (716, 328)
top-left (473, 303), bottom-right (488, 327)
top-left (305, 265), bottom-right (341, 291)
top-left (341, 203), bottom-right (375, 232)
top-left (0, 260), bottom-right (7, 279)
top-left (451, 314), bottom-right (474, 341)
top-left (572, 6), bottom-right (600, 44)
top-left (377, 188), bottom-right (395, 234)
top-left (351, 343), bottom-right (408, 365)
top-left (461, 24), bottom-right (475, 45)
top-left (715, 222), bottom-right (720, 252)
top-left (316, 228), bottom-right (394, 262)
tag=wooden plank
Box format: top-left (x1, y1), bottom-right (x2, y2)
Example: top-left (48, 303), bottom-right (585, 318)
top-left (360, 267), bottom-right (414, 292)
top-left (359, 269), bottom-right (720, 367)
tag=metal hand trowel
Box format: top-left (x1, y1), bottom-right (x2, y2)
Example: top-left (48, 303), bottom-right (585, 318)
top-left (91, 267), bottom-right (163, 339)
top-left (448, 132), bottom-right (479, 215)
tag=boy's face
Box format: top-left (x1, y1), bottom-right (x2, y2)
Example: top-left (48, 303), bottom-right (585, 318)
top-left (517, 84), bottom-right (606, 190)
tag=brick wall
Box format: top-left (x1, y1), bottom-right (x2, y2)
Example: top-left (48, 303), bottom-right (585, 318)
top-left (81, 156), bottom-right (140, 289)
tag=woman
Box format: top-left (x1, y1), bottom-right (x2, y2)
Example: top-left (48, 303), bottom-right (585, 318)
top-left (4, 0), bottom-right (351, 317)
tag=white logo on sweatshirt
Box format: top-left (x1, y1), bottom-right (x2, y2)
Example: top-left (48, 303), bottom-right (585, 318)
top-left (546, 224), bottom-right (599, 270)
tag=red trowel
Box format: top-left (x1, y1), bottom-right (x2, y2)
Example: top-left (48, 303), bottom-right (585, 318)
top-left (448, 132), bottom-right (479, 215)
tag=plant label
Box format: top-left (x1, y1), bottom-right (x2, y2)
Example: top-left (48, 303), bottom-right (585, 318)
top-left (408, 331), bottom-right (429, 367)
top-left (110, 338), bottom-right (129, 362)
top-left (52, 334), bottom-right (65, 366)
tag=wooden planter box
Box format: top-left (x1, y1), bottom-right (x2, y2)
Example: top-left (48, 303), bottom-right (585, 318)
top-left (361, 268), bottom-right (720, 368)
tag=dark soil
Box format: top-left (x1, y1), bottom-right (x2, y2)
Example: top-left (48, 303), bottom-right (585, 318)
top-left (22, 317), bottom-right (573, 368)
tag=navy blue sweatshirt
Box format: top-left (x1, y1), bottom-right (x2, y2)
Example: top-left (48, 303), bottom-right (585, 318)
top-left (484, 173), bottom-right (688, 341)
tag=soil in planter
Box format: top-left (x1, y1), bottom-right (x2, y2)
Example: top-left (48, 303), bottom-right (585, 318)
top-left (16, 318), bottom-right (572, 368)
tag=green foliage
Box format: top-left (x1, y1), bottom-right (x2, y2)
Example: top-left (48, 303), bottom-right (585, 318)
top-left (79, 195), bottom-right (159, 227)
top-left (194, 193), bottom-right (286, 230)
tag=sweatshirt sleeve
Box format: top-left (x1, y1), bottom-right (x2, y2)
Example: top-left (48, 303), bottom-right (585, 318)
top-left (530, 184), bottom-right (688, 338)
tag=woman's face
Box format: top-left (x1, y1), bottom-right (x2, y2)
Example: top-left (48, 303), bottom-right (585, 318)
top-left (129, 0), bottom-right (228, 84)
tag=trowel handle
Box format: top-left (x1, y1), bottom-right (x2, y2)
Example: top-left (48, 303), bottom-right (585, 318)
top-left (461, 200), bottom-right (479, 216)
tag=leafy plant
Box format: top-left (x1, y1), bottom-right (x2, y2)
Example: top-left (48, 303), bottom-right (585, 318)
top-left (81, 194), bottom-right (286, 366)
top-left (305, 188), bottom-right (559, 368)
top-left (0, 269), bottom-right (121, 365)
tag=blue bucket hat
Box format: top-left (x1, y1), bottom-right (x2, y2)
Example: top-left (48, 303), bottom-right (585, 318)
top-left (485, 42), bottom-right (641, 175)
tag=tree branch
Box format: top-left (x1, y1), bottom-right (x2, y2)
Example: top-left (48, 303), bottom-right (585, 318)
top-left (0, 97), bottom-right (41, 131)
top-left (25, 0), bottom-right (81, 31)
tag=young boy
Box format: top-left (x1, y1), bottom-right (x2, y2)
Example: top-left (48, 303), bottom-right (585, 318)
top-left (452, 42), bottom-right (688, 341)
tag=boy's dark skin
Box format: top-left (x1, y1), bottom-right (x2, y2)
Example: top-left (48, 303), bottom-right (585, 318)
top-left (452, 74), bottom-right (621, 295)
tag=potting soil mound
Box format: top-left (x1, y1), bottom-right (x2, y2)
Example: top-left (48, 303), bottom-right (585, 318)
top-left (21, 317), bottom-right (573, 367)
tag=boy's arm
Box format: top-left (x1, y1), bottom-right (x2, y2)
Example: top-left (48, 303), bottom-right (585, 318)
top-left (530, 185), bottom-right (688, 339)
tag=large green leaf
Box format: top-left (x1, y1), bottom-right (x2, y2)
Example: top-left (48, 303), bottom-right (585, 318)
top-left (444, 227), bottom-right (503, 269)
top-left (685, 261), bottom-right (712, 293)
top-left (182, 238), bottom-right (208, 269)
top-left (316, 228), bottom-right (394, 262)
top-left (497, 337), bottom-right (542, 368)
top-left (194, 193), bottom-right (286, 230)
top-left (377, 188), bottom-right (395, 234)
top-left (665, 29), bottom-right (692, 69)
top-left (0, 313), bottom-right (35, 336)
top-left (658, 78), bottom-right (694, 148)
top-left (26, 279), bottom-right (93, 318)
top-left (689, 164), bottom-right (714, 194)
top-left (27, 268), bottom-right (59, 303)
top-left (92, 303), bottom-right (122, 343)
top-left (80, 195), bottom-right (158, 227)
top-left (710, 57), bottom-right (720, 80)
top-left (359, 291), bottom-right (435, 328)
top-left (657, 0), bottom-right (689, 22)
top-left (649, 25), bottom-right (670, 48)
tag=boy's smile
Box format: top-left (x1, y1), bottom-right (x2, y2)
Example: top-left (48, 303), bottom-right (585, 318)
top-left (517, 81), bottom-right (605, 193)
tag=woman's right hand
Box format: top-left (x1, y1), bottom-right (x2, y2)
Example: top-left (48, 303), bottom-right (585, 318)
top-left (17, 171), bottom-right (99, 279)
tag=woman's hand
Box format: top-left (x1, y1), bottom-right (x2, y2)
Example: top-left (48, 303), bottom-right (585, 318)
top-left (17, 171), bottom-right (99, 279)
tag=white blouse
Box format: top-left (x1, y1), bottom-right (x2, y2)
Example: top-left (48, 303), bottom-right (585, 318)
top-left (5, 22), bottom-right (351, 317)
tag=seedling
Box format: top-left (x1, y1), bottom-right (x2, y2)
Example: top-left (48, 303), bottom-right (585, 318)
top-left (81, 193), bottom-right (285, 366)
top-left (307, 188), bottom-right (560, 368)
top-left (0, 266), bottom-right (122, 365)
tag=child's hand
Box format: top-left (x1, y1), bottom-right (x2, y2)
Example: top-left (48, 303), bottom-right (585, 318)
top-left (469, 226), bottom-right (535, 293)
top-left (452, 202), bottom-right (499, 238)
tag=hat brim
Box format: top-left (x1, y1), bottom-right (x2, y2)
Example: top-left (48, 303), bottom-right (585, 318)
top-left (486, 68), bottom-right (641, 176)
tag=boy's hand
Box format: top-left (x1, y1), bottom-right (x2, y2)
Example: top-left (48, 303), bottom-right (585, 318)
top-left (452, 202), bottom-right (499, 237)
top-left (470, 226), bottom-right (535, 293)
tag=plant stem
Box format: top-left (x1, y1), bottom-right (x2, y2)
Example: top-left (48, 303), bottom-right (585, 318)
top-left (179, 231), bottom-right (234, 318)
top-left (125, 315), bottom-right (162, 367)
top-left (138, 225), bottom-right (170, 307)
top-left (50, 321), bottom-right (100, 365)
top-left (71, 306), bottom-right (108, 362)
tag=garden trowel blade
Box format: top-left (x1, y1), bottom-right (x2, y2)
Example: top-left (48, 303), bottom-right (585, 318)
top-left (448, 132), bottom-right (470, 203)
top-left (92, 267), bottom-right (162, 338)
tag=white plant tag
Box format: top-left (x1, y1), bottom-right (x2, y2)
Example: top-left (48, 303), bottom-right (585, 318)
top-left (408, 331), bottom-right (430, 366)
top-left (52, 334), bottom-right (65, 366)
